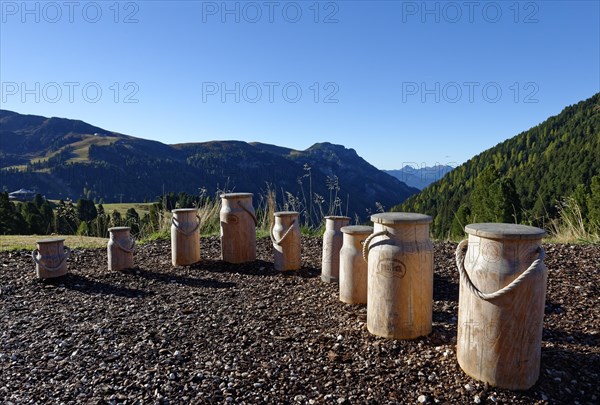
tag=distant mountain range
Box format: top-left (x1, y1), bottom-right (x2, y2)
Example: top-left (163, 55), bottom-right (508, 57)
top-left (0, 110), bottom-right (419, 220)
top-left (385, 165), bottom-right (454, 190)
top-left (395, 92), bottom-right (600, 238)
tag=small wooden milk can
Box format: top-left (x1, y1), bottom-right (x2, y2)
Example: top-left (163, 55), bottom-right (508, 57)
top-left (271, 211), bottom-right (301, 271)
top-left (321, 216), bottom-right (350, 283)
top-left (339, 225), bottom-right (373, 304)
top-left (32, 238), bottom-right (71, 279)
top-left (171, 208), bottom-right (201, 266)
top-left (220, 193), bottom-right (257, 263)
top-left (363, 212), bottom-right (433, 339)
top-left (107, 226), bottom-right (135, 271)
top-left (455, 223), bottom-right (547, 390)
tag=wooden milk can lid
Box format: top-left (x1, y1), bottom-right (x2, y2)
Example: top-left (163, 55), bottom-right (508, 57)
top-left (36, 238), bottom-right (65, 244)
top-left (274, 211), bottom-right (299, 217)
top-left (465, 223), bottom-right (547, 240)
top-left (341, 225), bottom-right (373, 235)
top-left (108, 226), bottom-right (131, 232)
top-left (371, 212), bottom-right (432, 225)
top-left (220, 192), bottom-right (253, 199)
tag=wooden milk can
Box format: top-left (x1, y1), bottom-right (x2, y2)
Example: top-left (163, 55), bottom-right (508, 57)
top-left (107, 226), bottom-right (135, 271)
top-left (220, 193), bottom-right (257, 263)
top-left (455, 223), bottom-right (547, 390)
top-left (363, 212), bottom-right (433, 339)
top-left (321, 216), bottom-right (350, 283)
top-left (271, 211), bottom-right (301, 271)
top-left (171, 208), bottom-right (201, 266)
top-left (339, 225), bottom-right (373, 304)
top-left (32, 238), bottom-right (71, 279)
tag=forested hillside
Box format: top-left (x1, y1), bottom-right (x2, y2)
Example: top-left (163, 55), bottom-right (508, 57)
top-left (395, 93), bottom-right (600, 238)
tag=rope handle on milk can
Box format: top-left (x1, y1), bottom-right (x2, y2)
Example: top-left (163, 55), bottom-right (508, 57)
top-left (115, 236), bottom-right (136, 254)
top-left (31, 247), bottom-right (71, 272)
top-left (455, 239), bottom-right (546, 301)
top-left (172, 215), bottom-right (201, 237)
top-left (362, 230), bottom-right (390, 263)
top-left (270, 219), bottom-right (297, 246)
top-left (237, 200), bottom-right (258, 226)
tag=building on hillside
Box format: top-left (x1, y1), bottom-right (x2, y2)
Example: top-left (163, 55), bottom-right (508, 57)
top-left (8, 188), bottom-right (36, 201)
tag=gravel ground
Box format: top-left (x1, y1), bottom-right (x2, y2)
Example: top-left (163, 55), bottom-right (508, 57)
top-left (1, 237), bottom-right (598, 404)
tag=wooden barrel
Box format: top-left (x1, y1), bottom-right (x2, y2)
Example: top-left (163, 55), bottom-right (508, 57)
top-left (32, 238), bottom-right (70, 279)
top-left (339, 225), bottom-right (373, 304)
top-left (363, 212), bottom-right (433, 339)
top-left (107, 226), bottom-right (135, 271)
top-left (220, 193), bottom-right (257, 263)
top-left (455, 223), bottom-right (547, 390)
top-left (271, 211), bottom-right (301, 271)
top-left (321, 216), bottom-right (350, 283)
top-left (171, 208), bottom-right (201, 266)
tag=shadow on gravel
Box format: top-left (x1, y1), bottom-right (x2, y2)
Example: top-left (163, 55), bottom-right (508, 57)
top-left (538, 349), bottom-right (600, 398)
top-left (544, 300), bottom-right (566, 315)
top-left (39, 274), bottom-right (152, 298)
top-left (433, 273), bottom-right (459, 302)
top-left (543, 328), bottom-right (600, 347)
top-left (297, 266), bottom-right (321, 278)
top-left (122, 267), bottom-right (236, 289)
top-left (190, 259), bottom-right (322, 279)
top-left (195, 259), bottom-right (279, 276)
top-left (433, 310), bottom-right (457, 325)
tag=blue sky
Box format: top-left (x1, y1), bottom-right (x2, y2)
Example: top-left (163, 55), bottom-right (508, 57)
top-left (1, 0), bottom-right (598, 169)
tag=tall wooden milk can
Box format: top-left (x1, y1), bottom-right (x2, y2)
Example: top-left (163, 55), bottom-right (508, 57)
top-left (107, 226), bottom-right (135, 271)
top-left (339, 225), bottom-right (373, 304)
top-left (271, 211), bottom-right (301, 271)
top-left (363, 213), bottom-right (433, 339)
top-left (32, 238), bottom-right (71, 279)
top-left (171, 208), bottom-right (201, 266)
top-left (455, 223), bottom-right (547, 390)
top-left (220, 193), bottom-right (257, 263)
top-left (321, 216), bottom-right (350, 283)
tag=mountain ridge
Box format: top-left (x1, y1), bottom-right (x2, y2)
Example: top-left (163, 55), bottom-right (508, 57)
top-left (385, 165), bottom-right (455, 190)
top-left (0, 110), bottom-right (418, 221)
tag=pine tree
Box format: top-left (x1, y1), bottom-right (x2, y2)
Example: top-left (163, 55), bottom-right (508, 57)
top-left (0, 192), bottom-right (28, 234)
top-left (111, 210), bottom-right (123, 227)
top-left (571, 184), bottom-right (589, 225)
top-left (55, 200), bottom-right (79, 234)
top-left (126, 208), bottom-right (140, 234)
top-left (39, 201), bottom-right (55, 234)
top-left (491, 177), bottom-right (522, 223)
top-left (33, 193), bottom-right (44, 208)
top-left (588, 175), bottom-right (600, 230)
top-left (451, 204), bottom-right (471, 237)
top-left (76, 199), bottom-right (98, 223)
top-left (92, 204), bottom-right (109, 237)
top-left (470, 166), bottom-right (499, 223)
top-left (21, 202), bottom-right (44, 234)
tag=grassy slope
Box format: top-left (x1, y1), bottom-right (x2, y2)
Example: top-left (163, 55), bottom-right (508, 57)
top-left (102, 202), bottom-right (153, 216)
top-left (4, 135), bottom-right (120, 171)
top-left (0, 235), bottom-right (107, 251)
